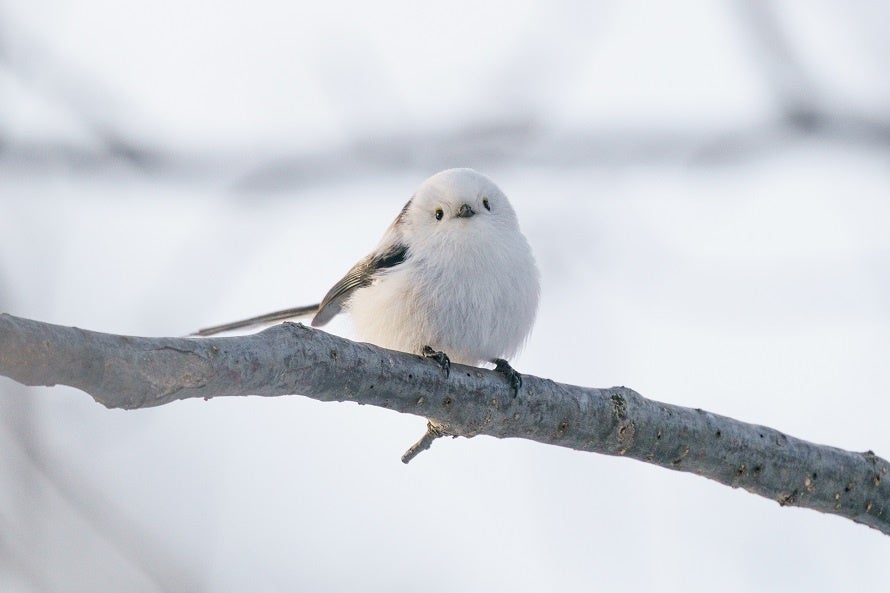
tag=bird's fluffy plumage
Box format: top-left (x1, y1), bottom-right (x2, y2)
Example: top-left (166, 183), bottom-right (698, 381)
top-left (312, 168), bottom-right (539, 366)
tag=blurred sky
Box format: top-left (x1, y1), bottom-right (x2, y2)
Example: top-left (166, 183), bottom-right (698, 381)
top-left (2, 2), bottom-right (890, 592)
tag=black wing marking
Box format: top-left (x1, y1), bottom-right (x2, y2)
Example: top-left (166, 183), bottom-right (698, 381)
top-left (374, 242), bottom-right (408, 269)
top-left (311, 242), bottom-right (408, 327)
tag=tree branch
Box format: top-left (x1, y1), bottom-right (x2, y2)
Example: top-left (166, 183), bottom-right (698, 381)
top-left (1, 313), bottom-right (887, 535)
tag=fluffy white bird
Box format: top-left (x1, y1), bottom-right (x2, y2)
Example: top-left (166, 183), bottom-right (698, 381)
top-left (196, 168), bottom-right (540, 391)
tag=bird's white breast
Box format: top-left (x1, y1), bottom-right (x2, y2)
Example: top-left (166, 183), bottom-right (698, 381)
top-left (348, 223), bottom-right (539, 366)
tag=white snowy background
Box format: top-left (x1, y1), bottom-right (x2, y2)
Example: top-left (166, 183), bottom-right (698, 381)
top-left (2, 1), bottom-right (890, 591)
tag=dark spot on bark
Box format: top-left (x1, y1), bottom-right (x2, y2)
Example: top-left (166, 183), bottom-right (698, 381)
top-left (845, 482), bottom-right (854, 492)
top-left (329, 349), bottom-right (338, 360)
top-left (753, 465), bottom-right (762, 475)
top-left (759, 433), bottom-right (764, 439)
top-left (443, 397), bottom-right (453, 408)
top-left (736, 464), bottom-right (747, 476)
top-left (408, 374), bottom-right (413, 380)
top-left (672, 457), bottom-right (683, 466)
top-left (610, 393), bottom-right (627, 419)
top-left (715, 430), bottom-right (722, 438)
top-left (558, 421), bottom-right (568, 432)
top-left (656, 431), bottom-right (662, 440)
top-left (778, 491), bottom-right (798, 506)
top-left (812, 472), bottom-right (818, 480)
top-left (875, 475), bottom-right (882, 487)
top-left (368, 385), bottom-right (374, 390)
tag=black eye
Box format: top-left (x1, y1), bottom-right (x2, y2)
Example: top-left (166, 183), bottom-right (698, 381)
top-left (482, 198), bottom-right (490, 211)
top-left (435, 208), bottom-right (444, 221)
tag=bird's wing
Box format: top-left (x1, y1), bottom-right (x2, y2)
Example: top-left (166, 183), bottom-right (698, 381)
top-left (311, 242), bottom-right (408, 327)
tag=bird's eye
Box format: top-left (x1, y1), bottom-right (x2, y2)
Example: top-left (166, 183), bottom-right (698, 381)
top-left (482, 198), bottom-right (491, 211)
top-left (435, 208), bottom-right (444, 221)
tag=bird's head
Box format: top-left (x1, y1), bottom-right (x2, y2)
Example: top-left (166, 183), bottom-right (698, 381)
top-left (396, 168), bottom-right (520, 249)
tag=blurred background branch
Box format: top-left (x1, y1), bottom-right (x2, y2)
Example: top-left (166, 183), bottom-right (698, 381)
top-left (2, 2), bottom-right (889, 186)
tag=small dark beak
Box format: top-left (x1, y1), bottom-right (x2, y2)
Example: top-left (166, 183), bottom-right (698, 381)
top-left (456, 203), bottom-right (475, 218)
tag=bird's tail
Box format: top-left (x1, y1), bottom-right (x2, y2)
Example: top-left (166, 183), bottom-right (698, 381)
top-left (189, 304), bottom-right (320, 336)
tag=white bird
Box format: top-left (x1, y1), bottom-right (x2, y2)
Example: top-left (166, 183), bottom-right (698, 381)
top-left (195, 168), bottom-right (540, 392)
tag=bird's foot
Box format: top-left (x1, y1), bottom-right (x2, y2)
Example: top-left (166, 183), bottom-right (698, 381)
top-left (422, 346), bottom-right (451, 377)
top-left (494, 358), bottom-right (522, 397)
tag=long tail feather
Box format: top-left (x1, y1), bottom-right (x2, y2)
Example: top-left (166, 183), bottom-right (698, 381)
top-left (190, 304), bottom-right (320, 336)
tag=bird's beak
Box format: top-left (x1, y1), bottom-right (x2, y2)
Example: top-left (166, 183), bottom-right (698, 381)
top-left (456, 203), bottom-right (475, 218)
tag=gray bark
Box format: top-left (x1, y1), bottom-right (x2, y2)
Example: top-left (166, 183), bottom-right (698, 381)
top-left (1, 313), bottom-right (888, 535)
